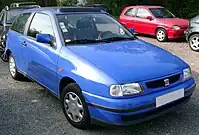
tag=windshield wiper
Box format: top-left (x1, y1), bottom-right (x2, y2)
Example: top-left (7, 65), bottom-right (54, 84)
top-left (65, 39), bottom-right (103, 44)
top-left (65, 37), bottom-right (136, 45)
top-left (102, 37), bottom-right (136, 42)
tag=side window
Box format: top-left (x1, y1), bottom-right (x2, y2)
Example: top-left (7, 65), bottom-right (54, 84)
top-left (0, 12), bottom-right (3, 21)
top-left (27, 13), bottom-right (54, 39)
top-left (0, 11), bottom-right (5, 22)
top-left (124, 8), bottom-right (136, 17)
top-left (11, 13), bottom-right (31, 34)
top-left (136, 8), bottom-right (151, 18)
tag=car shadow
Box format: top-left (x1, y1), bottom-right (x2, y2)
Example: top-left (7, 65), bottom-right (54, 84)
top-left (137, 34), bottom-right (187, 43)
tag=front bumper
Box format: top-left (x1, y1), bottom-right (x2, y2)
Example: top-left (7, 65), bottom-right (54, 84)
top-left (83, 78), bottom-right (196, 126)
top-left (167, 29), bottom-right (187, 39)
top-left (184, 29), bottom-right (191, 41)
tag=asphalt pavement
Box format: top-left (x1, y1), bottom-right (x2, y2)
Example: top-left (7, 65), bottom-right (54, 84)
top-left (0, 37), bottom-right (199, 135)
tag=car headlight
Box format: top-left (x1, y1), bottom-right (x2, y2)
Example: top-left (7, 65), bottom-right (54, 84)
top-left (183, 68), bottom-right (192, 81)
top-left (110, 83), bottom-right (143, 97)
top-left (172, 25), bottom-right (180, 30)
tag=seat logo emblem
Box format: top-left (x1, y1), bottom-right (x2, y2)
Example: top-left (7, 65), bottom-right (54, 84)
top-left (164, 79), bottom-right (170, 86)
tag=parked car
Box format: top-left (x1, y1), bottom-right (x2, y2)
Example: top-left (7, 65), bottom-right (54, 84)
top-left (4, 7), bottom-right (195, 129)
top-left (119, 6), bottom-right (189, 42)
top-left (10, 2), bottom-right (40, 8)
top-left (0, 5), bottom-right (40, 61)
top-left (185, 15), bottom-right (199, 51)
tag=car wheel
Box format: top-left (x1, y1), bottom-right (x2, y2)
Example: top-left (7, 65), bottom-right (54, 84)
top-left (61, 83), bottom-right (91, 129)
top-left (0, 41), bottom-right (7, 62)
top-left (189, 34), bottom-right (199, 52)
top-left (9, 54), bottom-right (24, 80)
top-left (156, 28), bottom-right (167, 42)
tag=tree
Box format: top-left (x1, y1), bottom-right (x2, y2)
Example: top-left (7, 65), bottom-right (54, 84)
top-left (35, 0), bottom-right (57, 6)
top-left (57, 0), bottom-right (78, 6)
top-left (85, 0), bottom-right (199, 18)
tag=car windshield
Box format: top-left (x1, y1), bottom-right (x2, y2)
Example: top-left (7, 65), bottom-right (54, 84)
top-left (149, 8), bottom-right (175, 18)
top-left (6, 10), bottom-right (24, 24)
top-left (56, 13), bottom-right (136, 44)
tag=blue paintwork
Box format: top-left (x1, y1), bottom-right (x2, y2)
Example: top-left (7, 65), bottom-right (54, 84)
top-left (5, 7), bottom-right (196, 126)
top-left (67, 40), bottom-right (187, 84)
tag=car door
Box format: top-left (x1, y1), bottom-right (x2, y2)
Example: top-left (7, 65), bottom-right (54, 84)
top-left (22, 13), bottom-right (59, 93)
top-left (7, 13), bottom-right (32, 72)
top-left (134, 8), bottom-right (156, 35)
top-left (120, 8), bottom-right (137, 29)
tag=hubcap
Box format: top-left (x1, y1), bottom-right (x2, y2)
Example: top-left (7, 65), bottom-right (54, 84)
top-left (64, 92), bottom-right (84, 123)
top-left (9, 56), bottom-right (16, 77)
top-left (157, 30), bottom-right (165, 41)
top-left (190, 36), bottom-right (199, 50)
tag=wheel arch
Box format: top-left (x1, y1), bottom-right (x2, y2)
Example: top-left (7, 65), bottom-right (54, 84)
top-left (5, 49), bottom-right (12, 61)
top-left (155, 26), bottom-right (167, 34)
top-left (188, 32), bottom-right (199, 41)
top-left (59, 77), bottom-right (76, 97)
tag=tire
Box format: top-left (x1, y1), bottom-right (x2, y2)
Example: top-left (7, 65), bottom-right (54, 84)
top-left (156, 28), bottom-right (168, 42)
top-left (0, 41), bottom-right (6, 62)
top-left (188, 34), bottom-right (199, 52)
top-left (8, 54), bottom-right (24, 80)
top-left (60, 83), bottom-right (91, 129)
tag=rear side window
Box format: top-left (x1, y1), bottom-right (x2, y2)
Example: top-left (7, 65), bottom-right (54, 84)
top-left (136, 8), bottom-right (151, 18)
top-left (0, 11), bottom-right (6, 22)
top-left (27, 13), bottom-right (54, 38)
top-left (11, 13), bottom-right (31, 34)
top-left (0, 11), bottom-right (4, 21)
top-left (124, 8), bottom-right (136, 17)
top-left (191, 15), bottom-right (199, 24)
top-left (6, 10), bottom-right (25, 24)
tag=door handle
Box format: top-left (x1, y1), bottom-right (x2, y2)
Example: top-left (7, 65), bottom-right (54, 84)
top-left (22, 41), bottom-right (27, 46)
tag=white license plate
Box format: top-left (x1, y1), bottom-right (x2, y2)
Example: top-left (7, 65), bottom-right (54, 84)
top-left (156, 89), bottom-right (184, 108)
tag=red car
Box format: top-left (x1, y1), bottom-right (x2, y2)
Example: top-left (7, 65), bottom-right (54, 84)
top-left (119, 6), bottom-right (189, 42)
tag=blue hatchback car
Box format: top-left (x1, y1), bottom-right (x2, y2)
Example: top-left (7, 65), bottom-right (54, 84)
top-left (4, 7), bottom-right (196, 129)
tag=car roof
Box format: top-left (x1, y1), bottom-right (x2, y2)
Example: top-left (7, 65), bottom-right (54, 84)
top-left (11, 2), bottom-right (37, 5)
top-left (126, 5), bottom-right (163, 9)
top-left (23, 6), bottom-right (105, 14)
top-left (2, 6), bottom-right (34, 12)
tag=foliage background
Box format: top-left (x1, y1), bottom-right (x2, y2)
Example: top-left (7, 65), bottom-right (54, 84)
top-left (0, 0), bottom-right (198, 19)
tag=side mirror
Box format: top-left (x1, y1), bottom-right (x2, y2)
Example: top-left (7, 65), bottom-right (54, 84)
top-left (129, 28), bottom-right (135, 34)
top-left (36, 34), bottom-right (53, 46)
top-left (146, 16), bottom-right (153, 20)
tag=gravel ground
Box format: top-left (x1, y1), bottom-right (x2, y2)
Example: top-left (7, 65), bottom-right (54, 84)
top-left (0, 36), bottom-right (199, 135)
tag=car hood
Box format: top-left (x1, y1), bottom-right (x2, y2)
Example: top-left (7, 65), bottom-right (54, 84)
top-left (157, 18), bottom-right (189, 28)
top-left (67, 40), bottom-right (188, 83)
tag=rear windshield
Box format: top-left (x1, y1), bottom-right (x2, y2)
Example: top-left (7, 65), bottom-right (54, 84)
top-left (191, 15), bottom-right (199, 23)
top-left (6, 10), bottom-right (24, 24)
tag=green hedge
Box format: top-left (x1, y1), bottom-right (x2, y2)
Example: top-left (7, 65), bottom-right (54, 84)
top-left (87, 0), bottom-right (199, 19)
top-left (1, 0), bottom-right (198, 19)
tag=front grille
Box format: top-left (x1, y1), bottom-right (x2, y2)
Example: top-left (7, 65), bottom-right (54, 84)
top-left (145, 74), bottom-right (181, 89)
